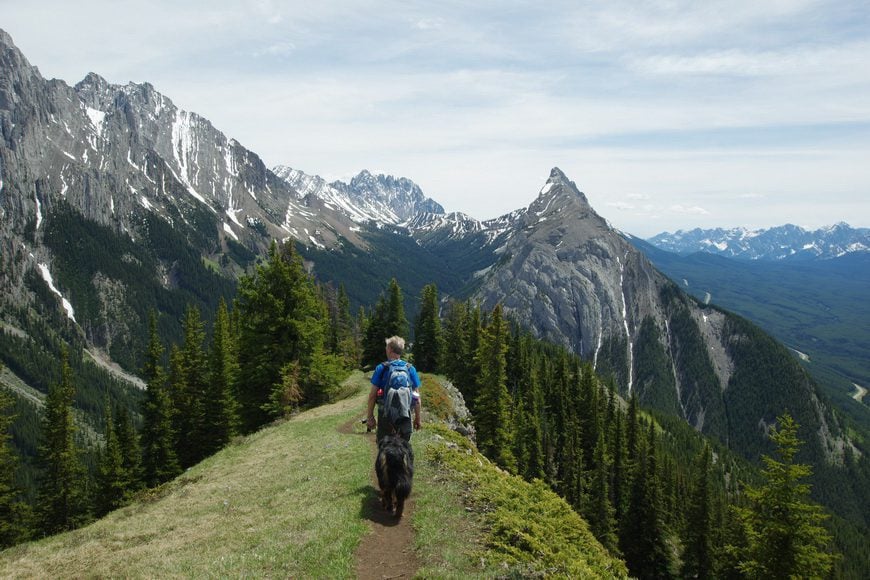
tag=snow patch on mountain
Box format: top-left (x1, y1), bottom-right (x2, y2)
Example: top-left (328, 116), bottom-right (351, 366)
top-left (36, 262), bottom-right (76, 322)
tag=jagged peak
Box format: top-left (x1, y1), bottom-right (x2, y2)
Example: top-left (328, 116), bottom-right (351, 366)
top-left (529, 167), bottom-right (592, 214)
top-left (75, 72), bottom-right (109, 94)
top-left (0, 28), bottom-right (35, 71)
top-left (0, 28), bottom-right (16, 47)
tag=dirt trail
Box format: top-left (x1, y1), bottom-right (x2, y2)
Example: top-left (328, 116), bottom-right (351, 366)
top-left (853, 383), bottom-right (868, 403)
top-left (339, 418), bottom-right (419, 579)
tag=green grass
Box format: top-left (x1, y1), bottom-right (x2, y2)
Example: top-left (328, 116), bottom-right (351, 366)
top-left (2, 371), bottom-right (628, 579)
top-left (0, 372), bottom-right (375, 578)
top-left (415, 424), bottom-right (628, 579)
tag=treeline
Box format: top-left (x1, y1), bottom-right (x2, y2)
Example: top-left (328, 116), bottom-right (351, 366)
top-left (0, 241), bottom-right (360, 545)
top-left (400, 282), bottom-right (838, 579)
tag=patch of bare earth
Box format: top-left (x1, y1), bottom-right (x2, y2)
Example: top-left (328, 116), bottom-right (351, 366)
top-left (339, 418), bottom-right (419, 579)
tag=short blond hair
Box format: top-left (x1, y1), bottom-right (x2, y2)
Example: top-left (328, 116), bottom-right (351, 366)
top-left (385, 336), bottom-right (405, 356)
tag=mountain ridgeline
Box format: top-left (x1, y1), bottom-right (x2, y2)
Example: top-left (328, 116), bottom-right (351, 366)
top-left (0, 29), bottom-right (868, 571)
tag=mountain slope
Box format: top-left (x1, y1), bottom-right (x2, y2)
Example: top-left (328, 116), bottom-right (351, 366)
top-left (629, 237), bottom-right (870, 409)
top-left (469, 169), bottom-right (861, 515)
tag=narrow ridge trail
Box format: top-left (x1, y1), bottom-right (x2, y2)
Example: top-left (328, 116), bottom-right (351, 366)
top-left (339, 418), bottom-right (420, 579)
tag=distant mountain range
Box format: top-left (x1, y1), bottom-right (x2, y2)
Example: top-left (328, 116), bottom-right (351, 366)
top-left (647, 223), bottom-right (870, 260)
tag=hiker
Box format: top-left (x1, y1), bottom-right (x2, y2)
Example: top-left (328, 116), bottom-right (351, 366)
top-left (366, 336), bottom-right (421, 442)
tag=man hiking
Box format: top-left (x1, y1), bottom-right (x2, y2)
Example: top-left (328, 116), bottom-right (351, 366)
top-left (366, 336), bottom-right (421, 442)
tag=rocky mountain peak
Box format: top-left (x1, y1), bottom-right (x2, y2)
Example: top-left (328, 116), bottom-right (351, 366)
top-left (0, 28), bottom-right (16, 48)
top-left (0, 29), bottom-right (34, 74)
top-left (521, 168), bottom-right (605, 239)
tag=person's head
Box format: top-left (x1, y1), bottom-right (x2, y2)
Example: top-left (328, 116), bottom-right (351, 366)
top-left (385, 336), bottom-right (405, 358)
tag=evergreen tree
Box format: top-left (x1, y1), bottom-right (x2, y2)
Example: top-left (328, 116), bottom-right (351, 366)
top-left (36, 347), bottom-right (89, 535)
top-left (621, 423), bottom-right (673, 579)
top-left (140, 312), bottom-right (180, 487)
top-left (442, 300), bottom-right (469, 385)
top-left (384, 278), bottom-right (409, 340)
top-left (236, 241), bottom-right (328, 431)
top-left (263, 361), bottom-right (303, 419)
top-left (682, 444), bottom-right (714, 579)
top-left (473, 304), bottom-right (516, 472)
top-left (463, 304), bottom-right (483, 412)
top-left (611, 409), bottom-right (628, 522)
top-left (413, 283), bottom-right (442, 372)
top-left (0, 372), bottom-right (29, 547)
top-left (203, 297), bottom-right (239, 455)
top-left (114, 406), bottom-right (142, 494)
top-left (177, 304), bottom-right (209, 467)
top-left (731, 413), bottom-right (836, 579)
top-left (362, 295), bottom-right (388, 368)
top-left (96, 400), bottom-right (127, 516)
top-left (516, 359), bottom-right (545, 481)
top-left (334, 284), bottom-right (358, 366)
top-left (589, 429), bottom-right (619, 555)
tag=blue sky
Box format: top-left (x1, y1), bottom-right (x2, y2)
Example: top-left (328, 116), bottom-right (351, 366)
top-left (3, 0), bottom-right (869, 236)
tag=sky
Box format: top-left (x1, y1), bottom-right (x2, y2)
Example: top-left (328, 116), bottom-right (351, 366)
top-left (3, 0), bottom-right (870, 237)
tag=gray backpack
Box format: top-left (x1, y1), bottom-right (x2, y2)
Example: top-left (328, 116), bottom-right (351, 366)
top-left (382, 361), bottom-right (413, 427)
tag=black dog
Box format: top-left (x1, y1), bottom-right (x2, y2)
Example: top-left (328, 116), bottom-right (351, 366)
top-left (375, 435), bottom-right (414, 518)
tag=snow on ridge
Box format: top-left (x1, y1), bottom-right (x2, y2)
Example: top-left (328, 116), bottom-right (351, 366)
top-left (223, 222), bottom-right (239, 241)
top-left (85, 107), bottom-right (106, 136)
top-left (226, 208), bottom-right (243, 227)
top-left (37, 263), bottom-right (76, 322)
top-left (35, 193), bottom-right (42, 229)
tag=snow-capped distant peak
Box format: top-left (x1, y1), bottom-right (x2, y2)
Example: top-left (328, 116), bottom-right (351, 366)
top-left (648, 223), bottom-right (870, 261)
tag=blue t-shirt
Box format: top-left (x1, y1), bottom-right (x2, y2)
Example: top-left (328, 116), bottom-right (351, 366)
top-left (371, 359), bottom-right (421, 389)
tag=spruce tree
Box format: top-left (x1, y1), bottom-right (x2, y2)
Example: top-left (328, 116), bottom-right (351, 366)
top-left (621, 422), bottom-right (673, 579)
top-left (114, 406), bottom-right (142, 494)
top-left (682, 444), bottom-right (714, 579)
top-left (36, 347), bottom-right (89, 535)
top-left (96, 400), bottom-right (127, 516)
top-left (589, 429), bottom-right (619, 555)
top-left (384, 278), bottom-right (409, 340)
top-left (473, 304), bottom-right (516, 472)
top-left (731, 413), bottom-right (836, 579)
top-left (463, 304), bottom-right (483, 412)
top-left (203, 297), bottom-right (240, 455)
top-left (236, 241), bottom-right (329, 430)
top-left (362, 295), bottom-right (388, 368)
top-left (0, 374), bottom-right (29, 547)
top-left (516, 360), bottom-right (545, 481)
top-left (140, 312), bottom-right (180, 487)
top-left (177, 304), bottom-right (209, 467)
top-left (413, 283), bottom-right (442, 372)
top-left (442, 300), bottom-right (469, 386)
top-left (611, 408), bottom-right (628, 522)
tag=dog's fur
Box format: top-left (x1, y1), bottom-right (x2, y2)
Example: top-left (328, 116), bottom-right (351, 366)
top-left (375, 435), bottom-right (414, 518)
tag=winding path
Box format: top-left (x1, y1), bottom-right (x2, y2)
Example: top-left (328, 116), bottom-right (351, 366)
top-left (339, 418), bottom-right (419, 579)
top-left (852, 383), bottom-right (868, 404)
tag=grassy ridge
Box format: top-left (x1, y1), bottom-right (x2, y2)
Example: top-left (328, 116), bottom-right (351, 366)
top-left (2, 372), bottom-right (626, 578)
top-left (0, 372), bottom-right (374, 578)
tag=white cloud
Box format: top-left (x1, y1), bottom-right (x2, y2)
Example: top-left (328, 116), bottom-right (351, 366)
top-left (670, 205), bottom-right (711, 216)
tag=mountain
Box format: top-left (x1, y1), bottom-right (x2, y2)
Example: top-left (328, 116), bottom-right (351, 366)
top-left (273, 166), bottom-right (444, 226)
top-left (647, 223), bottom-right (870, 260)
top-left (628, 235), bottom-right (870, 414)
